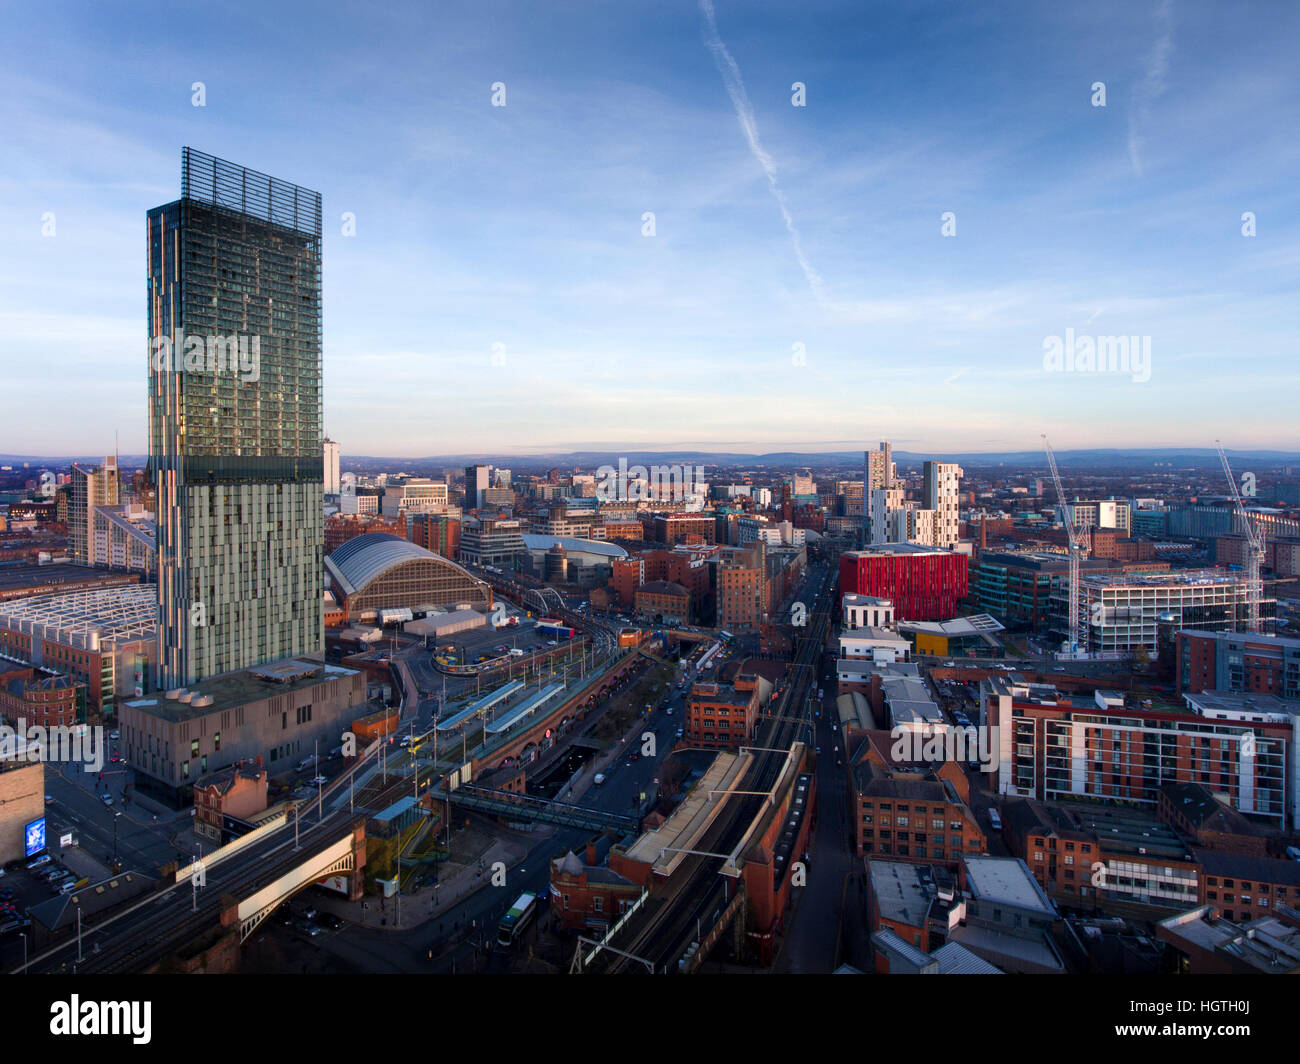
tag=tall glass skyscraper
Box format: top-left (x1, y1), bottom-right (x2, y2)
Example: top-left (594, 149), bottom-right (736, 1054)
top-left (147, 148), bottom-right (324, 688)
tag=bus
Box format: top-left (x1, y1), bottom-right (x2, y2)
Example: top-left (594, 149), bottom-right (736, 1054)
top-left (497, 892), bottom-right (539, 946)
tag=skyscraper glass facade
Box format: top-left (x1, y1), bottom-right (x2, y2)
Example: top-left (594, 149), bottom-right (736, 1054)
top-left (148, 148), bottom-right (324, 687)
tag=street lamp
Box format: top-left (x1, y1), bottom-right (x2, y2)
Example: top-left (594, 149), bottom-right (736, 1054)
top-left (112, 810), bottom-right (122, 865)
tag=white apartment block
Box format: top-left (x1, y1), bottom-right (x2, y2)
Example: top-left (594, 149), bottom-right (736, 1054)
top-left (842, 593), bottom-right (895, 628)
top-left (922, 460), bottom-right (963, 549)
top-left (1070, 499), bottom-right (1131, 534)
top-left (870, 487), bottom-right (905, 544)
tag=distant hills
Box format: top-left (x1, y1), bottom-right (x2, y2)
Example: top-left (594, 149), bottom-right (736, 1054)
top-left (3, 447), bottom-right (1298, 472)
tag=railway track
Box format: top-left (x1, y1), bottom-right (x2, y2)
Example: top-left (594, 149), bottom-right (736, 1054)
top-left (590, 554), bottom-right (838, 973)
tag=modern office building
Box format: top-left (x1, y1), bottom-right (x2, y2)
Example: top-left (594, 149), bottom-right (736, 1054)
top-left (464, 465), bottom-right (491, 510)
top-left (382, 478), bottom-right (448, 515)
top-left (68, 457), bottom-right (120, 564)
top-left (1074, 570), bottom-right (1266, 655)
top-left (458, 516), bottom-right (526, 568)
top-left (323, 438), bottom-right (341, 496)
top-left (840, 544), bottom-right (968, 621)
top-left (1176, 629), bottom-right (1300, 700)
top-left (147, 148), bottom-right (324, 689)
top-left (120, 659), bottom-right (365, 805)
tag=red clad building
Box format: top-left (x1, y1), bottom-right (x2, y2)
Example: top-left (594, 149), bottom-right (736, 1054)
top-left (840, 545), bottom-right (968, 621)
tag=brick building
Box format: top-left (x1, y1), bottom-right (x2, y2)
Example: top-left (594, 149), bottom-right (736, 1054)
top-left (193, 758), bottom-right (270, 842)
top-left (408, 511), bottom-right (461, 559)
top-left (1176, 628), bottom-right (1300, 701)
top-left (1158, 782), bottom-right (1269, 856)
top-left (649, 513), bottom-right (716, 547)
top-left (717, 553), bottom-right (765, 630)
top-left (0, 662), bottom-right (77, 729)
top-left (633, 581), bottom-right (691, 625)
top-left (983, 677), bottom-right (1295, 827)
top-left (850, 736), bottom-right (985, 864)
top-left (549, 841), bottom-right (642, 933)
top-left (323, 512), bottom-right (406, 555)
top-left (685, 681), bottom-right (760, 749)
top-left (1194, 850), bottom-right (1300, 923)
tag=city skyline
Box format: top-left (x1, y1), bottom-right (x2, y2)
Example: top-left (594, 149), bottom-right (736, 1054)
top-left (2, 1), bottom-right (1297, 455)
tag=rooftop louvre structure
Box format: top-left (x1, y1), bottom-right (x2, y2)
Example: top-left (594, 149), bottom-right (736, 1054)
top-left (148, 148), bottom-right (324, 688)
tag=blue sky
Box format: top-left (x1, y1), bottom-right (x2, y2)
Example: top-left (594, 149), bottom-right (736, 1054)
top-left (1, 0), bottom-right (1297, 457)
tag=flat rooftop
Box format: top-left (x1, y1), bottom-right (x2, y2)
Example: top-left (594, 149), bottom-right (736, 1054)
top-left (0, 563), bottom-right (140, 595)
top-left (962, 855), bottom-right (1058, 916)
top-left (123, 659), bottom-right (359, 722)
top-left (1184, 690), bottom-right (1300, 718)
top-left (868, 859), bottom-right (939, 926)
top-left (1061, 805), bottom-right (1191, 861)
top-left (687, 682), bottom-right (754, 707)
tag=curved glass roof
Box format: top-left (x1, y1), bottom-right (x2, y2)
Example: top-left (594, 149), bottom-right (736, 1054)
top-left (325, 533), bottom-right (485, 596)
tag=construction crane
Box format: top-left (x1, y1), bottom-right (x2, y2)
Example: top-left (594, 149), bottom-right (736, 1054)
top-left (1216, 440), bottom-right (1265, 633)
top-left (1042, 434), bottom-right (1087, 657)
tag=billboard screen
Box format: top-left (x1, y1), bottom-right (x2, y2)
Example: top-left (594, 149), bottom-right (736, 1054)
top-left (24, 816), bottom-right (47, 858)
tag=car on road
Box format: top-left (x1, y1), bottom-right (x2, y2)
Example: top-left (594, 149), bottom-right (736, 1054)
top-left (109, 731), bottom-right (120, 741)
top-left (44, 795), bottom-right (52, 804)
top-left (593, 773), bottom-right (606, 785)
top-left (110, 754), bottom-right (123, 764)
top-left (310, 776), bottom-right (328, 786)
top-left (296, 919), bottom-right (322, 937)
top-left (101, 792), bottom-right (113, 806)
top-left (318, 912), bottom-right (344, 930)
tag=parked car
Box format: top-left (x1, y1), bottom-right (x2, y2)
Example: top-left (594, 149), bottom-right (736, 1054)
top-left (26, 854), bottom-right (51, 870)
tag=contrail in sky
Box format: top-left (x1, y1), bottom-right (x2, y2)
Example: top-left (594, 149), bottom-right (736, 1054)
top-left (700, 0), bottom-right (827, 303)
